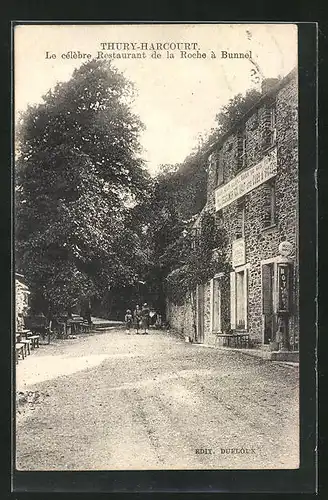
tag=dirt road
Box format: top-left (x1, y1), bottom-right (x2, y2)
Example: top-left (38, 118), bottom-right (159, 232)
top-left (15, 328), bottom-right (299, 470)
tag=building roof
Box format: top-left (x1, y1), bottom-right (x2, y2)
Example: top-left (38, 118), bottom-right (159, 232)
top-left (203, 67), bottom-right (298, 157)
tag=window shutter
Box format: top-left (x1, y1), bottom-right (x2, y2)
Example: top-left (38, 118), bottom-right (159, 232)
top-left (262, 183), bottom-right (273, 227)
top-left (237, 131), bottom-right (244, 169)
top-left (236, 200), bottom-right (245, 238)
top-left (244, 268), bottom-right (248, 330)
top-left (262, 264), bottom-right (273, 314)
top-left (262, 108), bottom-right (272, 147)
top-left (262, 103), bottom-right (276, 149)
top-left (217, 159), bottom-right (224, 185)
top-left (230, 272), bottom-right (236, 329)
top-left (209, 278), bottom-right (214, 332)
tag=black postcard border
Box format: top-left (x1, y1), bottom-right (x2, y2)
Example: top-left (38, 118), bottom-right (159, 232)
top-left (4, 20), bottom-right (318, 495)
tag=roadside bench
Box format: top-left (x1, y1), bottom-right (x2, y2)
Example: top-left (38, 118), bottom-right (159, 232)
top-left (16, 332), bottom-right (31, 357)
top-left (24, 316), bottom-right (52, 343)
top-left (28, 335), bottom-right (40, 348)
top-left (67, 316), bottom-right (93, 335)
top-left (20, 329), bottom-right (40, 349)
top-left (15, 329), bottom-right (40, 364)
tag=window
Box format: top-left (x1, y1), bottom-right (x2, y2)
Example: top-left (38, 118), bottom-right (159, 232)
top-left (230, 267), bottom-right (248, 330)
top-left (236, 271), bottom-right (246, 329)
top-left (262, 263), bottom-right (275, 344)
top-left (215, 209), bottom-right (223, 229)
top-left (208, 153), bottom-right (215, 172)
top-left (216, 157), bottom-right (224, 186)
top-left (262, 180), bottom-right (276, 229)
top-left (235, 198), bottom-right (245, 239)
top-left (262, 101), bottom-right (276, 150)
top-left (237, 128), bottom-right (247, 170)
top-left (191, 227), bottom-right (200, 250)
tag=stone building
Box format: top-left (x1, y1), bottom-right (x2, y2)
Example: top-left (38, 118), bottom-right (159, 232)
top-left (166, 68), bottom-right (299, 357)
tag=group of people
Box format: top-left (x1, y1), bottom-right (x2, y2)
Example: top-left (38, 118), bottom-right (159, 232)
top-left (124, 303), bottom-right (150, 335)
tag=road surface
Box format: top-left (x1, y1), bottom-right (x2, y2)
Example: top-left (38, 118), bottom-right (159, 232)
top-left (16, 327), bottom-right (299, 470)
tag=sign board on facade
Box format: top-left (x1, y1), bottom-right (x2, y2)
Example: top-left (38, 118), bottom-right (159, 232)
top-left (215, 148), bottom-right (277, 211)
top-left (278, 240), bottom-right (293, 257)
top-left (277, 263), bottom-right (290, 313)
top-left (232, 238), bottom-right (246, 268)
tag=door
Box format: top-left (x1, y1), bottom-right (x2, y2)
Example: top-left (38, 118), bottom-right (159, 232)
top-left (196, 284), bottom-right (205, 343)
top-left (262, 263), bottom-right (276, 343)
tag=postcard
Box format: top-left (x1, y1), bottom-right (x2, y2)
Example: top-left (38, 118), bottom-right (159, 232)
top-left (13, 22), bottom-right (314, 488)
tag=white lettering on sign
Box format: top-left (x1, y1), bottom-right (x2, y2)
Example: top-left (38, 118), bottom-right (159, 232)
top-left (215, 148), bottom-right (277, 211)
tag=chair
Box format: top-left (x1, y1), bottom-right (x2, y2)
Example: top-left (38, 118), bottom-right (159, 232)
top-left (19, 338), bottom-right (32, 355)
top-left (15, 343), bottom-right (25, 363)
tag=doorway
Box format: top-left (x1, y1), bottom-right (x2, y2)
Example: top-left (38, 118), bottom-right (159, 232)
top-left (196, 284), bottom-right (205, 343)
top-left (262, 262), bottom-right (276, 344)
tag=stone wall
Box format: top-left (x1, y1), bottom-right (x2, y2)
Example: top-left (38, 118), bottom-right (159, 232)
top-left (166, 296), bottom-right (194, 339)
top-left (167, 71), bottom-right (299, 349)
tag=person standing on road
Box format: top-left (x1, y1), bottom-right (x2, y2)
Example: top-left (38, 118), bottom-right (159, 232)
top-left (84, 305), bottom-right (92, 326)
top-left (125, 309), bottom-right (133, 334)
top-left (141, 303), bottom-right (150, 335)
top-left (133, 304), bottom-right (142, 334)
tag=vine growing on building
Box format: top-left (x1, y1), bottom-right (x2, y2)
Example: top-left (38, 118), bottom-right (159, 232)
top-left (165, 211), bottom-right (231, 305)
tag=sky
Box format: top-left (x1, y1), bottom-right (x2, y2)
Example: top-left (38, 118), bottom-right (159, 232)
top-left (14, 24), bottom-right (297, 176)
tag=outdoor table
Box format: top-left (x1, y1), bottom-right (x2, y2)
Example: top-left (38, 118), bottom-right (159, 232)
top-left (233, 332), bottom-right (250, 348)
top-left (215, 332), bottom-right (250, 348)
top-left (67, 319), bottom-right (83, 335)
top-left (20, 329), bottom-right (31, 337)
top-left (26, 334), bottom-right (40, 348)
top-left (19, 339), bottom-right (32, 356)
top-left (215, 333), bottom-right (235, 347)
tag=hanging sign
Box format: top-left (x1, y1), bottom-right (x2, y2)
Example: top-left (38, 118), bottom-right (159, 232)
top-left (215, 147), bottom-right (277, 211)
top-left (278, 240), bottom-right (293, 257)
top-left (277, 263), bottom-right (291, 313)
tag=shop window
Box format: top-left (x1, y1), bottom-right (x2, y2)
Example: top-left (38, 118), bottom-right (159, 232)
top-left (262, 180), bottom-right (276, 229)
top-left (237, 128), bottom-right (247, 170)
top-left (235, 198), bottom-right (245, 239)
top-left (230, 268), bottom-right (248, 330)
top-left (262, 101), bottom-right (276, 150)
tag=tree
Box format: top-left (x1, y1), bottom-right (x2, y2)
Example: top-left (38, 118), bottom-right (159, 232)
top-left (215, 88), bottom-right (262, 136)
top-left (132, 153), bottom-right (209, 315)
top-left (138, 85), bottom-right (265, 317)
top-left (15, 59), bottom-right (150, 315)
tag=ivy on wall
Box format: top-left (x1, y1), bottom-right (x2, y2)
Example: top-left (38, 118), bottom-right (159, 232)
top-left (165, 211), bottom-right (231, 305)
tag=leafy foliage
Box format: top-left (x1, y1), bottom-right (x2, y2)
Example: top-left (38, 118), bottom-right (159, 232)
top-left (165, 212), bottom-right (230, 305)
top-left (135, 89), bottom-right (263, 312)
top-left (215, 89), bottom-right (262, 136)
top-left (15, 60), bottom-right (150, 314)
top-left (141, 87), bottom-right (264, 310)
